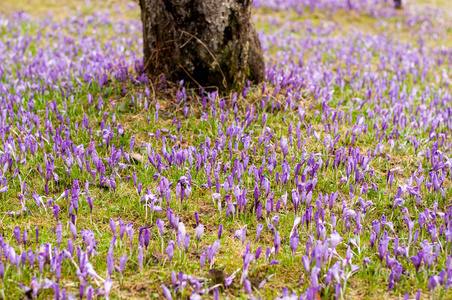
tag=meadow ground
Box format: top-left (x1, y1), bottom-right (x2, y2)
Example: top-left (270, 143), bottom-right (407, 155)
top-left (0, 0), bottom-right (452, 299)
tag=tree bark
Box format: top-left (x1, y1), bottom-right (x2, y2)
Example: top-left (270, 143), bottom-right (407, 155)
top-left (139, 0), bottom-right (265, 91)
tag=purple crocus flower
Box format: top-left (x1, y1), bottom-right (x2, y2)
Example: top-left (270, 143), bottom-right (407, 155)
top-left (411, 252), bottom-right (423, 273)
top-left (218, 224), bottom-right (223, 239)
top-left (244, 278), bottom-right (252, 296)
top-left (184, 233), bottom-right (190, 253)
top-left (86, 286), bottom-right (93, 300)
top-left (119, 218), bottom-right (126, 240)
top-left (156, 219), bottom-right (164, 237)
top-left (335, 283), bottom-right (341, 300)
top-left (330, 231), bottom-right (342, 251)
top-left (206, 239), bottom-right (220, 268)
top-left (53, 204), bottom-right (60, 221)
top-left (195, 224), bottom-right (204, 246)
top-left (290, 230), bottom-right (299, 255)
top-left (280, 138), bottom-right (289, 157)
top-left (378, 231), bottom-right (389, 263)
top-left (23, 229), bottom-right (27, 247)
top-left (14, 226), bottom-right (21, 245)
top-left (143, 228), bottom-right (151, 249)
top-left (116, 254), bottom-right (127, 275)
top-left (86, 196), bottom-right (93, 213)
top-left (104, 279), bottom-right (112, 300)
top-left (107, 254), bottom-right (114, 278)
top-left (428, 274), bottom-right (439, 291)
top-left (56, 221), bottom-right (62, 246)
top-left (109, 218), bottom-right (116, 235)
top-left (70, 222), bottom-right (77, 240)
top-left (162, 284), bottom-right (173, 300)
top-left (166, 240), bottom-right (175, 263)
top-left (31, 276), bottom-right (40, 298)
top-left (274, 231), bottom-right (281, 256)
top-left (199, 252), bottom-right (206, 270)
top-left (138, 247), bottom-right (143, 273)
top-left (256, 223), bottom-right (264, 242)
top-left (302, 255), bottom-right (310, 275)
top-left (126, 223), bottom-right (134, 249)
top-left (194, 211), bottom-right (199, 225)
top-left (0, 261), bottom-right (4, 280)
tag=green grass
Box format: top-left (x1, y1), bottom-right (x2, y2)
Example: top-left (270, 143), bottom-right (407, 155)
top-left (0, 0), bottom-right (451, 299)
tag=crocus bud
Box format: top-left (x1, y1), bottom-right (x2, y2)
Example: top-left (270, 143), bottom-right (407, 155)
top-left (138, 247), bottom-right (143, 273)
top-left (218, 224), bottom-right (223, 239)
top-left (104, 279), bottom-right (112, 300)
top-left (256, 202), bottom-right (262, 221)
top-left (200, 252), bottom-right (206, 269)
top-left (53, 204), bottom-right (60, 221)
top-left (67, 238), bottom-right (74, 256)
top-left (119, 218), bottom-right (126, 240)
top-left (23, 229), bottom-right (28, 247)
top-left (195, 224), bottom-right (204, 241)
top-left (290, 232), bottom-right (299, 255)
top-left (107, 254), bottom-right (114, 277)
top-left (166, 241), bottom-right (175, 262)
top-left (255, 246), bottom-right (262, 260)
top-left (184, 234), bottom-right (190, 252)
top-left (109, 218), bottom-right (116, 235)
top-left (56, 221), bottom-right (62, 246)
top-left (244, 279), bottom-right (252, 296)
top-left (274, 231), bottom-right (281, 256)
top-left (156, 219), bottom-right (164, 237)
top-left (256, 223), bottom-right (264, 242)
top-left (86, 286), bottom-right (93, 300)
top-left (335, 283), bottom-right (341, 300)
top-left (86, 197), bottom-right (93, 213)
top-left (70, 222), bottom-right (77, 240)
top-left (117, 254), bottom-right (127, 275)
top-left (126, 223), bottom-right (134, 248)
top-left (302, 255), bottom-right (310, 275)
top-left (144, 229), bottom-right (151, 249)
top-left (14, 226), bottom-right (21, 245)
top-left (194, 211), bottom-right (199, 225)
top-left (162, 284), bottom-right (173, 300)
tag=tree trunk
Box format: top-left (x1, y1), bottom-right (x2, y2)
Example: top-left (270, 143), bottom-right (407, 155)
top-left (139, 0), bottom-right (265, 91)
